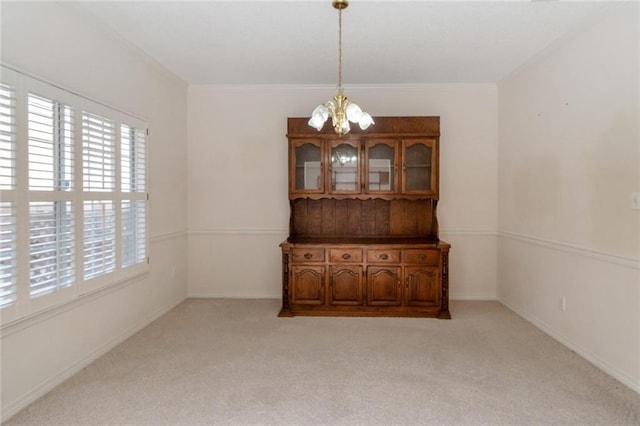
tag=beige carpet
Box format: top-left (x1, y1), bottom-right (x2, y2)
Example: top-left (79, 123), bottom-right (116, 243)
top-left (6, 299), bottom-right (640, 425)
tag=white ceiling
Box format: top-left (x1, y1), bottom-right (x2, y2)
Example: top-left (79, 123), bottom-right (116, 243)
top-left (74, 1), bottom-right (610, 86)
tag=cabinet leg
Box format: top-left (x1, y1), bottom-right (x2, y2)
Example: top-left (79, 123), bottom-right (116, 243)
top-left (439, 251), bottom-right (451, 319)
top-left (279, 251), bottom-right (293, 317)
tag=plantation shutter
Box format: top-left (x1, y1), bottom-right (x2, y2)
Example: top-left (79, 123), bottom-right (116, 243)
top-left (26, 93), bottom-right (76, 298)
top-left (0, 82), bottom-right (16, 307)
top-left (29, 202), bottom-right (74, 296)
top-left (83, 200), bottom-right (115, 279)
top-left (0, 83), bottom-right (16, 190)
top-left (82, 112), bottom-right (115, 192)
top-left (82, 111), bottom-right (116, 281)
top-left (121, 124), bottom-right (147, 268)
top-left (0, 202), bottom-right (17, 307)
top-left (121, 125), bottom-right (146, 192)
top-left (1, 66), bottom-right (150, 324)
top-left (28, 94), bottom-right (74, 191)
top-left (122, 200), bottom-right (146, 267)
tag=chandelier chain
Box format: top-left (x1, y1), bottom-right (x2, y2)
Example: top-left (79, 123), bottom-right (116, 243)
top-left (338, 8), bottom-right (343, 93)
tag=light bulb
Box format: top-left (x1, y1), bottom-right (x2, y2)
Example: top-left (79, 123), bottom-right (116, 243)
top-left (358, 112), bottom-right (374, 130)
top-left (346, 102), bottom-right (363, 123)
top-left (308, 104), bottom-right (329, 131)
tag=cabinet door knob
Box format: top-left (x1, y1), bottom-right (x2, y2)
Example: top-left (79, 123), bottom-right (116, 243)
top-left (380, 253), bottom-right (389, 260)
top-left (304, 253), bottom-right (313, 259)
top-left (341, 253), bottom-right (351, 260)
top-left (419, 254), bottom-right (426, 262)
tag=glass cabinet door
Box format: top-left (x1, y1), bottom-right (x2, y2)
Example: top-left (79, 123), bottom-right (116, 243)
top-left (329, 141), bottom-right (360, 193)
top-left (292, 140), bottom-right (323, 193)
top-left (402, 139), bottom-right (437, 195)
top-left (365, 140), bottom-right (397, 194)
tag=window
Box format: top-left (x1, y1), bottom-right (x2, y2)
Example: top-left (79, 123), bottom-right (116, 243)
top-left (0, 66), bottom-right (149, 325)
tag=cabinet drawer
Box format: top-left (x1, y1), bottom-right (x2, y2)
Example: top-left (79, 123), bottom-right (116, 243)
top-left (329, 248), bottom-right (363, 263)
top-left (291, 248), bottom-right (325, 263)
top-left (366, 249), bottom-right (401, 263)
top-left (403, 249), bottom-right (440, 265)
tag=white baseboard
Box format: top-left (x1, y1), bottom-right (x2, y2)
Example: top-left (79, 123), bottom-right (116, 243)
top-left (1, 295), bottom-right (187, 423)
top-left (499, 297), bottom-right (640, 395)
top-left (187, 292), bottom-right (280, 299)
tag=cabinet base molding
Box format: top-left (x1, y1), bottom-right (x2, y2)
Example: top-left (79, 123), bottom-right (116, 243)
top-left (278, 309), bottom-right (449, 318)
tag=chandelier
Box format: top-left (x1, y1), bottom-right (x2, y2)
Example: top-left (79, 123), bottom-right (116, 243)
top-left (308, 0), bottom-right (374, 136)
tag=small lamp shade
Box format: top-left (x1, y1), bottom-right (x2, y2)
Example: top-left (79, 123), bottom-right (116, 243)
top-left (308, 104), bottom-right (329, 131)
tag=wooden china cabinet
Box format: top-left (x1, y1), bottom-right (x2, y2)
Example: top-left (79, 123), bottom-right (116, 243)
top-left (279, 116), bottom-right (451, 319)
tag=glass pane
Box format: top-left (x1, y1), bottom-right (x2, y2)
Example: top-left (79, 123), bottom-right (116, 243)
top-left (405, 143), bottom-right (432, 191)
top-left (368, 143), bottom-right (394, 192)
top-left (331, 143), bottom-right (358, 192)
top-left (294, 143), bottom-right (321, 191)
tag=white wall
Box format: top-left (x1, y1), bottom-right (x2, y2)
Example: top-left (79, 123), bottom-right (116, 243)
top-left (0, 2), bottom-right (188, 420)
top-left (498, 4), bottom-right (640, 391)
top-left (187, 84), bottom-right (498, 301)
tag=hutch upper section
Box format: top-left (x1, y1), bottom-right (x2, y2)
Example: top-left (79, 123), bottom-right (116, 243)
top-left (287, 117), bottom-right (440, 200)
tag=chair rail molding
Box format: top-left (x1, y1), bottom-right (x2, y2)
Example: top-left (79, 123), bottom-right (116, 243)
top-left (498, 230), bottom-right (640, 270)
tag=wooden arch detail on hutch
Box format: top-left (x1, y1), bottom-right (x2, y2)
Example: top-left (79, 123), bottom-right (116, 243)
top-left (279, 116), bottom-right (451, 319)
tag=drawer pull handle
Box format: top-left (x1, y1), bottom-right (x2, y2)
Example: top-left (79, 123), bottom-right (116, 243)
top-left (419, 254), bottom-right (426, 262)
top-left (342, 253), bottom-right (351, 260)
top-left (304, 253), bottom-right (313, 260)
top-left (380, 254), bottom-right (389, 260)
